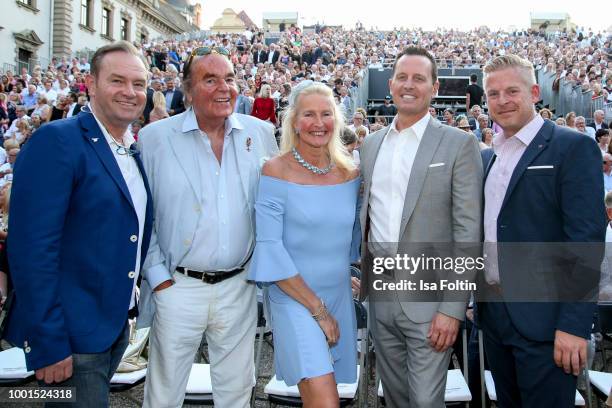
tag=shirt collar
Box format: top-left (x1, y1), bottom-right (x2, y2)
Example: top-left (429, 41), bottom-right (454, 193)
top-left (181, 107), bottom-right (245, 135)
top-left (88, 103), bottom-right (135, 147)
top-left (492, 114), bottom-right (544, 152)
top-left (388, 111), bottom-right (430, 141)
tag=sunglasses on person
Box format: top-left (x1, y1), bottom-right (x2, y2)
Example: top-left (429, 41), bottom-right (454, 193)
top-left (184, 46), bottom-right (230, 77)
top-left (459, 126), bottom-right (471, 130)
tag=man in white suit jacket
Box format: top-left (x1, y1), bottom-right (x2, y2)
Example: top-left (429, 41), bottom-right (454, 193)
top-left (137, 50), bottom-right (278, 407)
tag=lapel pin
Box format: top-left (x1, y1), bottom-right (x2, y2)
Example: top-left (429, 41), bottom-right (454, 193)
top-left (92, 138), bottom-right (99, 143)
top-left (246, 137), bottom-right (252, 152)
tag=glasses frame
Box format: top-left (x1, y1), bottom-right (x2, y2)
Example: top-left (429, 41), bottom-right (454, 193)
top-left (183, 46), bottom-right (230, 79)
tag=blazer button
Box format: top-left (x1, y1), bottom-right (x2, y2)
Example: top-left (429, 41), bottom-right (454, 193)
top-left (128, 271), bottom-right (136, 279)
top-left (130, 235), bottom-right (138, 243)
top-left (24, 346), bottom-right (31, 353)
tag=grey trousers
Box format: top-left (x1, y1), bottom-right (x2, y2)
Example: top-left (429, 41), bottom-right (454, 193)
top-left (370, 299), bottom-right (451, 408)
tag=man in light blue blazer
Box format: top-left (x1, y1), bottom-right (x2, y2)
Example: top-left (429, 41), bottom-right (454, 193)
top-left (138, 48), bottom-right (278, 408)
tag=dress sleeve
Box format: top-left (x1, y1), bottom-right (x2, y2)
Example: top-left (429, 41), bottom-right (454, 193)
top-left (349, 182), bottom-right (362, 263)
top-left (248, 177), bottom-right (300, 282)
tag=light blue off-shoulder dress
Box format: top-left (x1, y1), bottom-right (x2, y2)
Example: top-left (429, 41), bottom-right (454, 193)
top-left (248, 175), bottom-right (361, 386)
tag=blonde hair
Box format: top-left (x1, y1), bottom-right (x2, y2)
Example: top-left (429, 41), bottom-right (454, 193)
top-left (152, 91), bottom-right (166, 110)
top-left (1, 182), bottom-right (11, 216)
top-left (3, 139), bottom-right (19, 150)
top-left (260, 84), bottom-right (271, 98)
top-left (280, 82), bottom-right (355, 175)
top-left (483, 54), bottom-right (536, 87)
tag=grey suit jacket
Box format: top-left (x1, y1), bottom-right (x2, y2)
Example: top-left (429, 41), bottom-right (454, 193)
top-left (359, 118), bottom-right (483, 323)
top-left (136, 109), bottom-right (279, 328)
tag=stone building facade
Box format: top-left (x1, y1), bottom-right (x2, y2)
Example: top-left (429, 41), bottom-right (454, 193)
top-left (1, 0), bottom-right (197, 73)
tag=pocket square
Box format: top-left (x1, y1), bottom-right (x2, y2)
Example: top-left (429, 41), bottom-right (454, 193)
top-left (429, 163), bottom-right (445, 168)
top-left (527, 165), bottom-right (554, 169)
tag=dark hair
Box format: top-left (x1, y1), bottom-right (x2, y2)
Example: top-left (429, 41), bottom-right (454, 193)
top-left (596, 128), bottom-right (610, 143)
top-left (392, 46), bottom-right (437, 83)
top-left (90, 41), bottom-right (142, 77)
top-left (470, 74), bottom-right (478, 82)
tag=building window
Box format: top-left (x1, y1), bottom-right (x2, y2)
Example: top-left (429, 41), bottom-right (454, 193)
top-left (16, 0), bottom-right (38, 12)
top-left (80, 0), bottom-right (92, 28)
top-left (120, 18), bottom-right (130, 41)
top-left (102, 8), bottom-right (111, 37)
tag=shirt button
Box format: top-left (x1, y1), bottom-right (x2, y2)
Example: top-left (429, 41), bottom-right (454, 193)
top-left (24, 346), bottom-right (31, 353)
top-left (184, 239), bottom-right (191, 246)
top-left (222, 220), bottom-right (227, 225)
top-left (194, 205), bottom-right (201, 212)
top-left (220, 195), bottom-right (225, 199)
top-left (130, 235), bottom-right (138, 242)
top-left (128, 271), bottom-right (136, 279)
top-left (215, 172), bottom-right (219, 176)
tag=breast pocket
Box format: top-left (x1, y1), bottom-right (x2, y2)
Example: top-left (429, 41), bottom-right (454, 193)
top-left (524, 168), bottom-right (556, 177)
top-left (424, 165), bottom-right (450, 195)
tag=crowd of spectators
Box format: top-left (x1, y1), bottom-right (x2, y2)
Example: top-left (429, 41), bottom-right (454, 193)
top-left (0, 23), bottom-right (610, 192)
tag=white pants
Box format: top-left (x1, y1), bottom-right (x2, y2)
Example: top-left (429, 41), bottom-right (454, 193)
top-left (143, 271), bottom-right (256, 408)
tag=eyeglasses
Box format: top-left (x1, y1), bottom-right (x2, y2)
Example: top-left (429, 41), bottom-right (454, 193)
top-left (184, 46), bottom-right (230, 78)
top-left (459, 126), bottom-right (471, 130)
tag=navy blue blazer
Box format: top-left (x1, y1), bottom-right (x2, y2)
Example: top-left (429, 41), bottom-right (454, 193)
top-left (5, 112), bottom-right (153, 370)
top-left (480, 120), bottom-right (606, 341)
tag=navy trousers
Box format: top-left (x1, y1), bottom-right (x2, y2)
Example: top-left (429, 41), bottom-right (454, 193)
top-left (480, 302), bottom-right (577, 407)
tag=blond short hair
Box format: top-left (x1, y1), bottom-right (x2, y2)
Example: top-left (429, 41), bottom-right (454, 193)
top-left (483, 54), bottom-right (536, 87)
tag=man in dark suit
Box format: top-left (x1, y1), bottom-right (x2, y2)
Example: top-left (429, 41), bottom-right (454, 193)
top-left (252, 43), bottom-right (268, 64)
top-left (143, 79), bottom-right (162, 124)
top-left (301, 43), bottom-right (315, 66)
top-left (266, 43), bottom-right (280, 64)
top-left (163, 78), bottom-right (185, 116)
top-left (479, 54), bottom-right (605, 406)
top-left (589, 109), bottom-right (609, 132)
top-left (6, 41), bottom-right (153, 407)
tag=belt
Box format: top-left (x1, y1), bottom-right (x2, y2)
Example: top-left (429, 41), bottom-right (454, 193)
top-left (176, 266), bottom-right (243, 284)
top-left (175, 251), bottom-right (253, 285)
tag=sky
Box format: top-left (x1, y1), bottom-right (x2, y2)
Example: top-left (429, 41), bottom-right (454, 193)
top-left (198, 0), bottom-right (611, 33)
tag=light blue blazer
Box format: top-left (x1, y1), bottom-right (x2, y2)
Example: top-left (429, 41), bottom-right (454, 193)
top-left (136, 109), bottom-right (279, 327)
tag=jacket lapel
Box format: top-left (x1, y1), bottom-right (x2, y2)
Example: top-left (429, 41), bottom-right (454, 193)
top-left (131, 144), bottom-right (154, 267)
top-left (398, 119), bottom-right (443, 238)
top-left (231, 124), bottom-right (252, 203)
top-left (499, 120), bottom-right (553, 212)
top-left (168, 129), bottom-right (203, 203)
top-left (79, 113), bottom-right (134, 209)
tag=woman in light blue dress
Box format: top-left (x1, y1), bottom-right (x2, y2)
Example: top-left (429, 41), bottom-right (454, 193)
top-left (249, 81), bottom-right (360, 407)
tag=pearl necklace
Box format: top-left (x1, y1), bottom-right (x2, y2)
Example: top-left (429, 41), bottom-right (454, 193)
top-left (291, 148), bottom-right (334, 175)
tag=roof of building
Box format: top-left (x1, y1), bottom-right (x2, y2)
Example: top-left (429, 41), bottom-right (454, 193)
top-left (262, 12), bottom-right (298, 21)
top-left (238, 10), bottom-right (257, 29)
top-left (159, 1), bottom-right (199, 33)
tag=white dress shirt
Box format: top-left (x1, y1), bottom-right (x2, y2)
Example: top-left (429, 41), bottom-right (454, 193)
top-left (90, 105), bottom-right (147, 308)
top-left (179, 109), bottom-right (252, 271)
top-left (484, 114), bottom-right (544, 283)
top-left (369, 112), bottom-right (430, 244)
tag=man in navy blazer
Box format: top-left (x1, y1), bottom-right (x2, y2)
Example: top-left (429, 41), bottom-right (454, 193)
top-left (479, 54), bottom-right (605, 406)
top-left (5, 41), bottom-right (153, 406)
